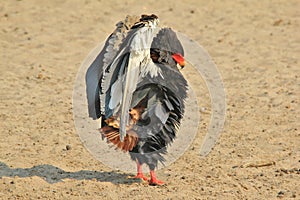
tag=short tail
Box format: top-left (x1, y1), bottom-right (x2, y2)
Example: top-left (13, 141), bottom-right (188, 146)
top-left (100, 126), bottom-right (138, 152)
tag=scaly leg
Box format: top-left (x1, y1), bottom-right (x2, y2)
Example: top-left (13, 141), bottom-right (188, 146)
top-left (149, 170), bottom-right (164, 186)
top-left (133, 160), bottom-right (148, 181)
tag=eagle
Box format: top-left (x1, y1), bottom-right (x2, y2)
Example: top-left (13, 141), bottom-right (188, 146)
top-left (86, 14), bottom-right (188, 185)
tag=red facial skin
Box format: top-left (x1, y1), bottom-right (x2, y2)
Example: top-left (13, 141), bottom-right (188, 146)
top-left (172, 53), bottom-right (185, 68)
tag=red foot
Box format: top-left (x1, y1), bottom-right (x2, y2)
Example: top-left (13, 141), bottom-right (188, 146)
top-left (149, 178), bottom-right (164, 186)
top-left (134, 173), bottom-right (148, 181)
top-left (149, 170), bottom-right (165, 186)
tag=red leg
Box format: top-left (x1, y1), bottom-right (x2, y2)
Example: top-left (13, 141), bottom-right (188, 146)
top-left (149, 170), bottom-right (164, 186)
top-left (133, 160), bottom-right (148, 181)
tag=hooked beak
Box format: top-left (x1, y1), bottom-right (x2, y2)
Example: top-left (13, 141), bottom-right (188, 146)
top-left (172, 53), bottom-right (185, 68)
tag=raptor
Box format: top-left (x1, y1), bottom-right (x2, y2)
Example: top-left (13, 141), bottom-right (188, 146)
top-left (86, 14), bottom-right (187, 185)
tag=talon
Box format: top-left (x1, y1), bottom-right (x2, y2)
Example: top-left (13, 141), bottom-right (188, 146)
top-left (134, 173), bottom-right (148, 181)
top-left (149, 170), bottom-right (165, 186)
top-left (149, 178), bottom-right (165, 186)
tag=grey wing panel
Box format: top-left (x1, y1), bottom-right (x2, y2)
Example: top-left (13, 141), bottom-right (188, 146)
top-left (85, 35), bottom-right (115, 119)
top-left (85, 32), bottom-right (122, 119)
top-left (85, 16), bottom-right (140, 119)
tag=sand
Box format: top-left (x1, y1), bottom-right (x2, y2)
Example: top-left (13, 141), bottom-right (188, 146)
top-left (0, 0), bottom-right (299, 199)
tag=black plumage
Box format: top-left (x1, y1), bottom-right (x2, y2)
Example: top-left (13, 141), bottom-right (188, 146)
top-left (85, 15), bottom-right (188, 185)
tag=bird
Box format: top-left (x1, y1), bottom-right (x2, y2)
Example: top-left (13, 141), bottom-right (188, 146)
top-left (86, 14), bottom-right (188, 185)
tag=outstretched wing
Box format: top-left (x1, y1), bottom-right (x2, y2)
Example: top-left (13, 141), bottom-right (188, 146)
top-left (85, 15), bottom-right (139, 119)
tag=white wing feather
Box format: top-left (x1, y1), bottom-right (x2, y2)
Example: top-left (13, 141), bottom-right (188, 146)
top-left (119, 22), bottom-right (161, 141)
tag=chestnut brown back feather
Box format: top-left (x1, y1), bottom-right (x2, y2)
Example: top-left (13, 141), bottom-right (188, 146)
top-left (100, 126), bottom-right (138, 152)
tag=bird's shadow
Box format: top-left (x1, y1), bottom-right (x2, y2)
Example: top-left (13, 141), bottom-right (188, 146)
top-left (0, 161), bottom-right (142, 184)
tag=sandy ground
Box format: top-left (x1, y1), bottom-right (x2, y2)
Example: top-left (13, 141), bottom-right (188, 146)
top-left (0, 0), bottom-right (299, 199)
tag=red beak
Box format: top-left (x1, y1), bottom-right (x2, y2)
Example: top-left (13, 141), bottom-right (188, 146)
top-left (172, 53), bottom-right (185, 68)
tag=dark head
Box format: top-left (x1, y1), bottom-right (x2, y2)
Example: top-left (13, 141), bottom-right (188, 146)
top-left (150, 28), bottom-right (185, 69)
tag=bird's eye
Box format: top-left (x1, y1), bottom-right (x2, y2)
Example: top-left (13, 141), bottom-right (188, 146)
top-left (150, 50), bottom-right (159, 63)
